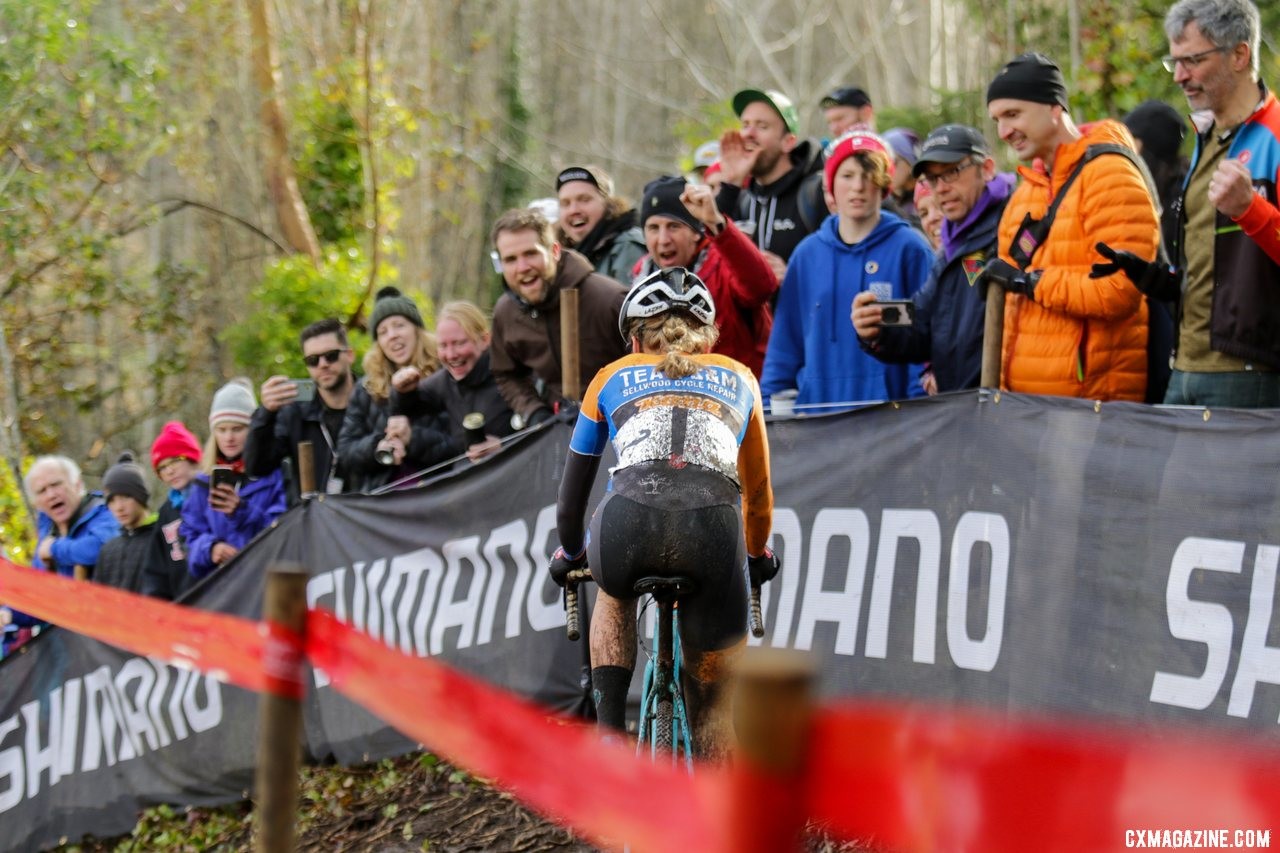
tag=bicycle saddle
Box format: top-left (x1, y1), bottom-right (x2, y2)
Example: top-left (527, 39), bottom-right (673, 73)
top-left (633, 575), bottom-right (698, 602)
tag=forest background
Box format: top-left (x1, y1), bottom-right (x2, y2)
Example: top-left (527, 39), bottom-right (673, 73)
top-left (1, 0), bottom-right (1278, 557)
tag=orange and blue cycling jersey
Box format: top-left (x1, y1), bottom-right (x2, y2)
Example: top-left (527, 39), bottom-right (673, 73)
top-left (570, 352), bottom-right (773, 555)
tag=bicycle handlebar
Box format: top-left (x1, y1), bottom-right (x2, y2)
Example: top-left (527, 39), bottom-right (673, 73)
top-left (563, 569), bottom-right (592, 641)
top-left (564, 571), bottom-right (767, 641)
top-left (748, 585), bottom-right (764, 638)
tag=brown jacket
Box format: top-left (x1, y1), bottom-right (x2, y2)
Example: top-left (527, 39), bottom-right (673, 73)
top-left (491, 249), bottom-right (630, 419)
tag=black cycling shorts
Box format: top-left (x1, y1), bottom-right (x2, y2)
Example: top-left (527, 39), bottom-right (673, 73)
top-left (587, 491), bottom-right (747, 652)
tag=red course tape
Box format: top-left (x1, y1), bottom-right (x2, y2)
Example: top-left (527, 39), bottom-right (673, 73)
top-left (0, 556), bottom-right (293, 697)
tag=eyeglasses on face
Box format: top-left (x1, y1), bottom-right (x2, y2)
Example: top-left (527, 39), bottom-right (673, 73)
top-left (920, 161), bottom-right (977, 187)
top-left (303, 348), bottom-right (348, 367)
top-left (1161, 46), bottom-right (1229, 72)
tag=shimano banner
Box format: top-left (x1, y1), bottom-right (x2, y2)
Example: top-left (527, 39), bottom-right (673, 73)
top-left (2, 392), bottom-right (1279, 850)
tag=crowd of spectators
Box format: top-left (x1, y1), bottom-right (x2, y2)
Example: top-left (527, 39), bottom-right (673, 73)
top-left (3, 0), bottom-right (1276, 654)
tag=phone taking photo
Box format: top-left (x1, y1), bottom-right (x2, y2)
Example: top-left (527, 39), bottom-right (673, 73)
top-left (210, 466), bottom-right (243, 493)
top-left (878, 299), bottom-right (916, 327)
top-left (292, 378), bottom-right (316, 403)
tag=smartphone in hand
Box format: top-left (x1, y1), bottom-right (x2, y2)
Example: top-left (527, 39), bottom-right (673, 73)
top-left (210, 466), bottom-right (243, 492)
top-left (291, 378), bottom-right (316, 403)
top-left (878, 299), bottom-right (917, 327)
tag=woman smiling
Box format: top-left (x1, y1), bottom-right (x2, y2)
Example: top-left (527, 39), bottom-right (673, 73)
top-left (395, 300), bottom-right (515, 465)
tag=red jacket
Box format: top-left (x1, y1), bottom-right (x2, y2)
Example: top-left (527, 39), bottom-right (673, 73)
top-left (635, 219), bottom-right (778, 377)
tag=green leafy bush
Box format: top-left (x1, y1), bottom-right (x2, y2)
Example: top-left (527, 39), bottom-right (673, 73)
top-left (220, 245), bottom-right (384, 377)
top-left (0, 460), bottom-right (35, 565)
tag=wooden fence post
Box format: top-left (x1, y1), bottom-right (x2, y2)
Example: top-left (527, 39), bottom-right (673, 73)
top-left (254, 563), bottom-right (308, 853)
top-left (726, 648), bottom-right (816, 853)
top-left (297, 440), bottom-right (315, 497)
top-left (981, 285), bottom-right (1005, 388)
top-left (561, 287), bottom-right (581, 402)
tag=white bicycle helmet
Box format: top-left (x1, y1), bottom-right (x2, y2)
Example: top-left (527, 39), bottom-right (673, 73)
top-left (618, 267), bottom-right (716, 342)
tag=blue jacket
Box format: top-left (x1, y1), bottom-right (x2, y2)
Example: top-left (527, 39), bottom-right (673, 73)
top-left (182, 469), bottom-right (286, 579)
top-left (864, 177), bottom-right (1013, 392)
top-left (761, 211), bottom-right (933, 409)
top-left (10, 493), bottom-right (119, 628)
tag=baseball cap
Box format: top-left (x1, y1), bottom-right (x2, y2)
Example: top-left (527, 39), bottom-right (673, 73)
top-left (692, 140), bottom-right (720, 169)
top-left (912, 124), bottom-right (992, 177)
top-left (820, 86), bottom-right (872, 110)
top-left (732, 89), bottom-right (799, 135)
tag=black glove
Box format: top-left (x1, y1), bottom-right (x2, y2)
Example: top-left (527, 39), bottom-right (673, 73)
top-left (1090, 242), bottom-right (1182, 300)
top-left (977, 258), bottom-right (1039, 300)
top-left (525, 407), bottom-right (554, 428)
top-left (548, 546), bottom-right (587, 588)
top-left (552, 399), bottom-right (581, 424)
top-left (747, 548), bottom-right (781, 587)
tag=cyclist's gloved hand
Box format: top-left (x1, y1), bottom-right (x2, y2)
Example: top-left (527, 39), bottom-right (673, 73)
top-left (548, 546), bottom-right (587, 588)
top-left (747, 548), bottom-right (781, 587)
top-left (977, 258), bottom-right (1039, 300)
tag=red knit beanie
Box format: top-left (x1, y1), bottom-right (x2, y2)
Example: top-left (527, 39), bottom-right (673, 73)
top-left (150, 420), bottom-right (202, 471)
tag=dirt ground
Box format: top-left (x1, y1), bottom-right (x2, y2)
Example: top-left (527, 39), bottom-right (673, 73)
top-left (62, 752), bottom-right (595, 853)
top-left (59, 750), bottom-right (868, 852)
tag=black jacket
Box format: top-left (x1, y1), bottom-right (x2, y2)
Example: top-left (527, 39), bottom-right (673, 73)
top-left (95, 520), bottom-right (159, 594)
top-left (143, 494), bottom-right (194, 600)
top-left (715, 138), bottom-right (827, 262)
top-left (396, 350), bottom-right (515, 450)
top-left (865, 182), bottom-right (1011, 392)
top-left (337, 381), bottom-right (456, 492)
top-left (246, 392), bottom-right (350, 502)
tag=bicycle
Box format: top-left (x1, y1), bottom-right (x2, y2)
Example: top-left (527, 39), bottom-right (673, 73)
top-left (565, 568), bottom-right (765, 767)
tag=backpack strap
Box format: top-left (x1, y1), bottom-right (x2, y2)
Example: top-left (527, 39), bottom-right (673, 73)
top-left (1034, 143), bottom-right (1169, 265)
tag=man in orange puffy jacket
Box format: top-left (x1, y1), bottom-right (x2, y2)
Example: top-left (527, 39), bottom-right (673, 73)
top-left (980, 53), bottom-right (1159, 402)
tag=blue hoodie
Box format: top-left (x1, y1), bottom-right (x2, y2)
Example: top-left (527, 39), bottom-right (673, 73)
top-left (9, 493), bottom-right (120, 629)
top-left (761, 211), bottom-right (934, 410)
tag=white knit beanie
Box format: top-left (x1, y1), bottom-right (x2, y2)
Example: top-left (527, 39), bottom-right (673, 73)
top-left (208, 377), bottom-right (257, 427)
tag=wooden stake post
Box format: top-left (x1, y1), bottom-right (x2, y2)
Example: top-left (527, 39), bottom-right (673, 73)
top-left (560, 287), bottom-right (581, 402)
top-left (254, 564), bottom-right (308, 853)
top-left (728, 649), bottom-right (817, 853)
top-left (981, 285), bottom-right (1005, 388)
top-left (296, 440), bottom-right (315, 497)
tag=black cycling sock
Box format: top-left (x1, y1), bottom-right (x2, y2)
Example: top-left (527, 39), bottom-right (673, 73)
top-left (591, 665), bottom-right (632, 732)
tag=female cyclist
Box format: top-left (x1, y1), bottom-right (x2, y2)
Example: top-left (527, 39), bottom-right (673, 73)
top-left (549, 267), bottom-right (780, 759)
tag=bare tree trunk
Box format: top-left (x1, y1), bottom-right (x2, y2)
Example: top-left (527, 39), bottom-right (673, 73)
top-left (247, 0), bottom-right (321, 261)
top-left (0, 313), bottom-right (31, 520)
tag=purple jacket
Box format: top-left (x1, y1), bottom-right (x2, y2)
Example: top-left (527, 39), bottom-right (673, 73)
top-left (181, 470), bottom-right (286, 579)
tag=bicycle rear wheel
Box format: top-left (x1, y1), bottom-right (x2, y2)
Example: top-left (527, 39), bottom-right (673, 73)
top-left (655, 692), bottom-right (673, 752)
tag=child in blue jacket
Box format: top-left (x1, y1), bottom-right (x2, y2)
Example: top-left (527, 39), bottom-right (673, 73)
top-left (183, 379), bottom-right (285, 579)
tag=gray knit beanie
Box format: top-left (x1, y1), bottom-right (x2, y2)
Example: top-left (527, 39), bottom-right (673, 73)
top-left (369, 286), bottom-right (425, 335)
top-left (102, 451), bottom-right (150, 506)
top-left (209, 377), bottom-right (257, 427)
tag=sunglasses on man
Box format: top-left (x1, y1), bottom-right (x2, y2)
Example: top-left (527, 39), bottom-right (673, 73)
top-left (303, 348), bottom-right (349, 368)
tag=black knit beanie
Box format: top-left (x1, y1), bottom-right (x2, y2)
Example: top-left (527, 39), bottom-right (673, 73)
top-left (640, 176), bottom-right (702, 233)
top-left (369, 286), bottom-right (425, 335)
top-left (986, 53), bottom-right (1069, 109)
top-left (1123, 100), bottom-right (1186, 162)
top-left (103, 451), bottom-right (150, 506)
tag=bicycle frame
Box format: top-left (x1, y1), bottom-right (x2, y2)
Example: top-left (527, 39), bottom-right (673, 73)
top-left (637, 596), bottom-right (694, 770)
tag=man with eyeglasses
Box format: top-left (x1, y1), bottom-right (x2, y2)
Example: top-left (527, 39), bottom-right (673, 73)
top-left (852, 124), bottom-right (1014, 393)
top-left (979, 52), bottom-right (1157, 402)
top-left (1095, 0), bottom-right (1280, 407)
top-left (246, 318), bottom-right (356, 501)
